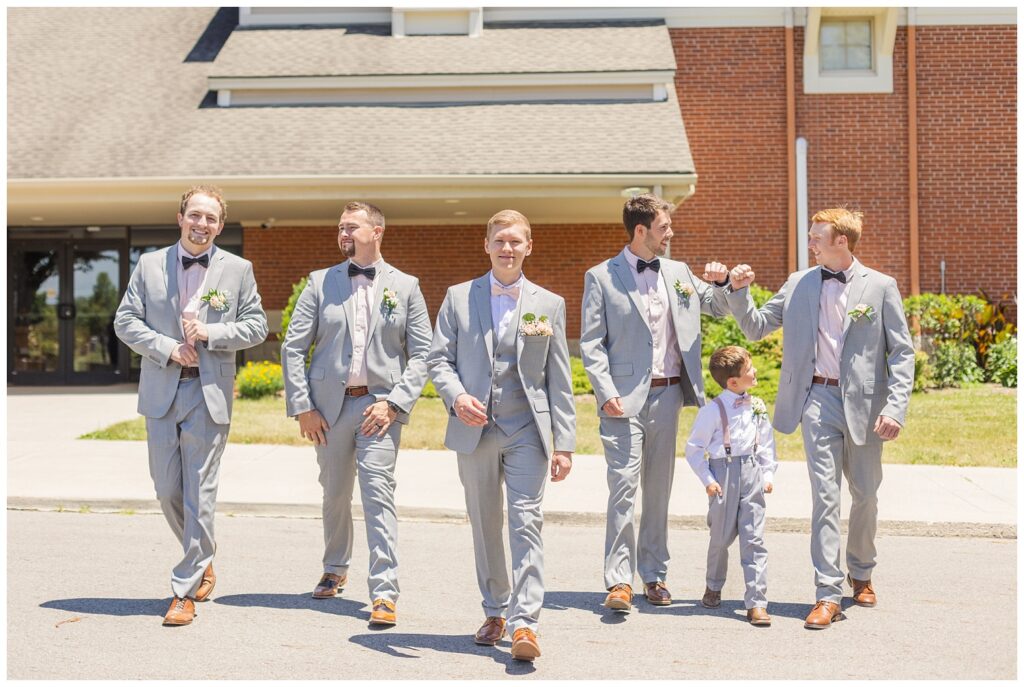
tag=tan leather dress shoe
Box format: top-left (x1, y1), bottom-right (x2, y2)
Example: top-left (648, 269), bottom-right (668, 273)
top-left (747, 607), bottom-right (772, 626)
top-left (474, 616), bottom-right (507, 646)
top-left (848, 575), bottom-right (877, 607)
top-left (312, 573), bottom-right (346, 599)
top-left (194, 563), bottom-right (216, 602)
top-left (701, 587), bottom-right (722, 609)
top-left (162, 596), bottom-right (195, 626)
top-left (369, 598), bottom-right (396, 626)
top-left (644, 581), bottom-right (672, 606)
top-left (603, 583), bottom-right (632, 611)
top-left (510, 628), bottom-right (541, 661)
top-left (804, 600), bottom-right (842, 629)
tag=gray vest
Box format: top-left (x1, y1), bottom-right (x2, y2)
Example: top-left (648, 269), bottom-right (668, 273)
top-left (488, 309), bottom-right (533, 437)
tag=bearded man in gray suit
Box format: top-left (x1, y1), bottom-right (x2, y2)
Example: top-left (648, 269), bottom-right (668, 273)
top-left (724, 208), bottom-right (914, 629)
top-left (281, 201), bottom-right (432, 627)
top-left (427, 209), bottom-right (575, 662)
top-left (114, 186), bottom-right (268, 626)
top-left (581, 193), bottom-right (732, 612)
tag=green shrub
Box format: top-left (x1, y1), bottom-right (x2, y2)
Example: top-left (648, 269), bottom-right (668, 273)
top-left (571, 356), bottom-right (594, 395)
top-left (701, 284), bottom-right (781, 362)
top-left (913, 350), bottom-right (933, 393)
top-left (703, 353), bottom-right (780, 405)
top-left (903, 293), bottom-right (987, 346)
top-left (236, 361), bottom-right (285, 399)
top-left (929, 341), bottom-right (984, 388)
top-left (420, 379), bottom-right (439, 399)
top-left (280, 276), bottom-right (309, 342)
top-left (984, 337), bottom-right (1017, 388)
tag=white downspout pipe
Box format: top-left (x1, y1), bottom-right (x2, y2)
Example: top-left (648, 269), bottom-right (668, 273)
top-left (796, 136), bottom-right (809, 270)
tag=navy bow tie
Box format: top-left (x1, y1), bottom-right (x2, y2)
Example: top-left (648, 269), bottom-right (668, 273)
top-left (348, 264), bottom-right (376, 280)
top-left (181, 254), bottom-right (209, 270)
top-left (637, 258), bottom-right (661, 274)
top-left (821, 269), bottom-right (847, 284)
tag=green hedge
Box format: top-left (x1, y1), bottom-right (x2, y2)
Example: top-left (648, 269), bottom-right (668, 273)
top-left (236, 361), bottom-right (285, 399)
top-left (984, 337), bottom-right (1017, 388)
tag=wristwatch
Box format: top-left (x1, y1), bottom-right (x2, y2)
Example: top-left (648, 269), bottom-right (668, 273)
top-left (385, 400), bottom-right (405, 415)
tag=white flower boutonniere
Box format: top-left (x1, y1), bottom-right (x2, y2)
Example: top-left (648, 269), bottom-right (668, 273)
top-left (381, 288), bottom-right (398, 315)
top-left (848, 303), bottom-right (875, 322)
top-left (673, 279), bottom-right (693, 304)
top-left (751, 396), bottom-right (768, 420)
top-left (520, 312), bottom-right (554, 337)
top-left (201, 289), bottom-right (231, 312)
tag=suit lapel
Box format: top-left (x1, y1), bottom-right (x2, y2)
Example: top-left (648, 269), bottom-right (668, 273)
top-left (164, 247), bottom-right (185, 339)
top-left (472, 275), bottom-right (495, 360)
top-left (660, 261), bottom-right (688, 343)
top-left (841, 263), bottom-right (870, 340)
top-left (610, 255), bottom-right (652, 335)
top-left (514, 278), bottom-right (536, 368)
top-left (804, 267), bottom-right (821, 341)
top-left (197, 247), bottom-right (226, 322)
top-left (365, 261), bottom-right (393, 343)
top-left (328, 260), bottom-right (355, 330)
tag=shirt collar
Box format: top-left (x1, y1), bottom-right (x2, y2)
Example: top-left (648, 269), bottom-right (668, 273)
top-left (718, 388), bottom-right (746, 404)
top-left (350, 257), bottom-right (383, 271)
top-left (177, 241), bottom-right (214, 264)
top-left (489, 271), bottom-right (524, 290)
top-left (823, 258), bottom-right (857, 280)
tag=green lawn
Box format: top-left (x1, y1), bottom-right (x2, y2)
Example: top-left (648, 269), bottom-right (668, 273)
top-left (81, 385), bottom-right (1016, 468)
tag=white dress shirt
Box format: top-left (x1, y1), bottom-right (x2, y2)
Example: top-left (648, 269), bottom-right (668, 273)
top-left (489, 271), bottom-right (523, 342)
top-left (685, 389), bottom-right (778, 487)
top-left (814, 259), bottom-right (858, 380)
top-left (621, 247), bottom-right (681, 379)
top-left (176, 242), bottom-right (213, 367)
top-left (346, 258), bottom-right (382, 388)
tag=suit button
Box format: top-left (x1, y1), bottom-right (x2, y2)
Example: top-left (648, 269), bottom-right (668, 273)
top-left (648, 341), bottom-right (653, 347)
top-left (647, 368), bottom-right (652, 373)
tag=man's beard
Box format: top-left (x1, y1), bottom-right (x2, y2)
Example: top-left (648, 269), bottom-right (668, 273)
top-left (342, 242), bottom-right (356, 257)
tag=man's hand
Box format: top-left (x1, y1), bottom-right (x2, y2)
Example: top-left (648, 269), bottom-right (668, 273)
top-left (602, 397), bottom-right (625, 417)
top-left (729, 264), bottom-right (756, 290)
top-left (874, 414), bottom-right (902, 441)
top-left (182, 318), bottom-right (209, 343)
top-left (170, 343), bottom-right (198, 366)
top-left (703, 261), bottom-right (729, 285)
top-left (763, 481), bottom-right (774, 494)
top-left (454, 393), bottom-right (488, 427)
top-left (298, 409), bottom-right (330, 446)
top-left (706, 482), bottom-right (723, 498)
top-left (361, 400), bottom-right (397, 438)
top-left (550, 451), bottom-right (573, 482)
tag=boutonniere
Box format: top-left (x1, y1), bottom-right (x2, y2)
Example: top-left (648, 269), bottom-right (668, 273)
top-left (519, 312), bottom-right (553, 337)
top-left (673, 279), bottom-right (693, 303)
top-left (201, 289), bottom-right (231, 312)
top-left (381, 288), bottom-right (398, 314)
top-left (848, 303), bottom-right (875, 322)
top-left (751, 396), bottom-right (768, 420)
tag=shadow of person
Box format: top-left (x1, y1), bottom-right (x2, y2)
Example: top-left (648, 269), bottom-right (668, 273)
top-left (214, 592), bottom-right (365, 619)
top-left (542, 590), bottom-right (629, 624)
top-left (41, 597), bottom-right (168, 617)
top-left (643, 597), bottom-right (825, 622)
top-left (348, 632), bottom-right (537, 675)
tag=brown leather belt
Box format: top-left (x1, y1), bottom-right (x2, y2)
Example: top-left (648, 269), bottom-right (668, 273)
top-left (650, 376), bottom-right (681, 388)
top-left (179, 367), bottom-right (200, 380)
top-left (812, 375), bottom-right (840, 387)
top-left (345, 386), bottom-right (370, 397)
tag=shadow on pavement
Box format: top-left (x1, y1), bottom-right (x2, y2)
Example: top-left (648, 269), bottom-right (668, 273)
top-left (348, 632), bottom-right (537, 675)
top-left (41, 597), bottom-right (167, 617)
top-left (214, 593), bottom-right (366, 619)
top-left (543, 590), bottom-right (820, 622)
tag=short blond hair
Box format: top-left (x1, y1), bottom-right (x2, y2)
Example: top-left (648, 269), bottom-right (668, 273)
top-left (486, 209), bottom-right (532, 240)
top-left (812, 207), bottom-right (863, 252)
top-left (709, 345), bottom-right (752, 389)
top-left (179, 185), bottom-right (227, 223)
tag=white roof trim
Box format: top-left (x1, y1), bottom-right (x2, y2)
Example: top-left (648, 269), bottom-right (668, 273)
top-left (209, 71), bottom-right (676, 91)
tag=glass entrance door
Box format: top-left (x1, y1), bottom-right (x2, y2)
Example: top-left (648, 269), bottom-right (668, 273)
top-left (9, 245), bottom-right (64, 381)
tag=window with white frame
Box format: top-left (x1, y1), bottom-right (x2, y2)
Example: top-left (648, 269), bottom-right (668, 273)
top-left (820, 19), bottom-right (872, 71)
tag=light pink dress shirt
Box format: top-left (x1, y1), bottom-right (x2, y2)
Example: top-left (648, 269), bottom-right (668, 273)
top-left (346, 259), bottom-right (382, 388)
top-left (622, 247), bottom-right (681, 379)
top-left (489, 271), bottom-right (523, 342)
top-left (177, 242), bottom-right (213, 367)
top-left (814, 260), bottom-right (858, 380)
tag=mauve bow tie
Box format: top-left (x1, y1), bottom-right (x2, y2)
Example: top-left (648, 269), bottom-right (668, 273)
top-left (181, 254), bottom-right (209, 270)
top-left (821, 269), bottom-right (847, 284)
top-left (491, 283), bottom-right (521, 299)
top-left (348, 264), bottom-right (376, 279)
top-left (733, 395), bottom-right (752, 408)
top-left (637, 258), bottom-right (661, 273)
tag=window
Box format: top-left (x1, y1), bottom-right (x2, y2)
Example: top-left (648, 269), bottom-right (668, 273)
top-left (820, 19), bottom-right (872, 71)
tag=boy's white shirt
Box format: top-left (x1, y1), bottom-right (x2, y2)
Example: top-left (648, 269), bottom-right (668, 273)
top-left (684, 388), bottom-right (778, 487)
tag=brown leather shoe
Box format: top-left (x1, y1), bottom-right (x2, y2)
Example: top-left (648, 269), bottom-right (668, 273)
top-left (644, 581), bottom-right (672, 606)
top-left (603, 583), bottom-right (633, 611)
top-left (474, 616), bottom-right (507, 646)
top-left (848, 575), bottom-right (877, 607)
top-left (368, 598), bottom-right (396, 626)
top-left (162, 596), bottom-right (195, 626)
top-left (510, 628), bottom-right (541, 661)
top-left (312, 573), bottom-right (346, 599)
top-left (804, 600), bottom-right (843, 629)
top-left (701, 587), bottom-right (721, 609)
top-left (747, 607), bottom-right (772, 626)
top-left (194, 563), bottom-right (216, 602)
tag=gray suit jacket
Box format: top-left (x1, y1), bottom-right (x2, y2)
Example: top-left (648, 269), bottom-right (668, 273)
top-left (114, 245), bottom-right (268, 425)
top-left (427, 275), bottom-right (576, 457)
top-left (725, 262), bottom-right (915, 445)
top-left (580, 253), bottom-right (730, 417)
top-left (281, 260), bottom-right (432, 426)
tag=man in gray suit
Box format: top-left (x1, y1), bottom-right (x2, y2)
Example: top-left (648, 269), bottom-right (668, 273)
top-left (427, 209), bottom-right (575, 662)
top-left (723, 208), bottom-right (914, 629)
top-left (281, 201), bottom-right (432, 627)
top-left (581, 193), bottom-right (732, 612)
top-left (114, 186), bottom-right (268, 626)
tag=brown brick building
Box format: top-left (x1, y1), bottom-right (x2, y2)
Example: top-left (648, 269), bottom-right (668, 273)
top-left (7, 7), bottom-right (1016, 384)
